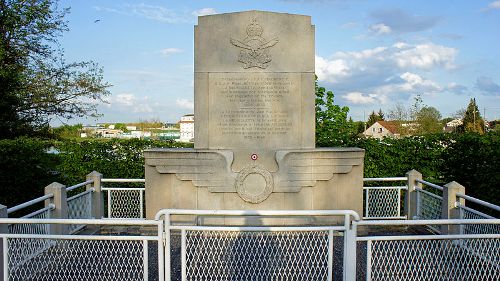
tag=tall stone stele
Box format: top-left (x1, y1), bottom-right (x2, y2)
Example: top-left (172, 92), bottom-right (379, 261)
top-left (144, 11), bottom-right (364, 219)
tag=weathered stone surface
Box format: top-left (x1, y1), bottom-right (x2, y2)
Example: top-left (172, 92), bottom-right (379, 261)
top-left (194, 11), bottom-right (315, 150)
top-left (144, 11), bottom-right (365, 220)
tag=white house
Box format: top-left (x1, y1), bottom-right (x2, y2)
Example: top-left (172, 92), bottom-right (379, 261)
top-left (179, 114), bottom-right (194, 142)
top-left (363, 121), bottom-right (400, 139)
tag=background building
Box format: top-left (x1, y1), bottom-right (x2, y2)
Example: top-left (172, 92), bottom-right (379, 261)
top-left (179, 114), bottom-right (194, 142)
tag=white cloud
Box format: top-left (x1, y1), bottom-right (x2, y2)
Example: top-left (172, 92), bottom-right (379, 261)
top-left (487, 1), bottom-right (500, 10)
top-left (369, 9), bottom-right (440, 34)
top-left (111, 93), bottom-right (154, 113)
top-left (400, 72), bottom-right (442, 91)
top-left (128, 4), bottom-right (184, 23)
top-left (316, 42), bottom-right (456, 105)
top-left (192, 8), bottom-right (217, 17)
top-left (95, 4), bottom-right (217, 23)
top-left (114, 94), bottom-right (136, 106)
top-left (343, 92), bottom-right (378, 104)
top-left (393, 43), bottom-right (457, 70)
top-left (160, 48), bottom-right (183, 56)
top-left (176, 98), bottom-right (194, 110)
top-left (369, 23), bottom-right (391, 35)
top-left (316, 42), bottom-right (457, 85)
top-left (315, 55), bottom-right (349, 83)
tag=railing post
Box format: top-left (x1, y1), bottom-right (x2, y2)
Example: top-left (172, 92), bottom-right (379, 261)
top-left (343, 216), bottom-right (357, 281)
top-left (441, 181), bottom-right (465, 234)
top-left (45, 182), bottom-right (68, 234)
top-left (87, 171), bottom-right (103, 219)
top-left (0, 204), bottom-right (7, 279)
top-left (405, 170), bottom-right (422, 220)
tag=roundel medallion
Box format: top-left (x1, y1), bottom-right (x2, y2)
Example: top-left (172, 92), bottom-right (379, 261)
top-left (235, 164), bottom-right (274, 203)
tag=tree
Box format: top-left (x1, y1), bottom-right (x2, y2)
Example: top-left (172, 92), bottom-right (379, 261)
top-left (0, 0), bottom-right (110, 138)
top-left (459, 98), bottom-right (485, 134)
top-left (416, 106), bottom-right (442, 134)
top-left (315, 79), bottom-right (352, 146)
top-left (377, 109), bottom-right (385, 120)
top-left (366, 110), bottom-right (384, 128)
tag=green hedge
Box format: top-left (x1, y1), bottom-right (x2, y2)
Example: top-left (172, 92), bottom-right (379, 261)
top-left (0, 132), bottom-right (498, 208)
top-left (55, 138), bottom-right (192, 185)
top-left (0, 138), bottom-right (59, 205)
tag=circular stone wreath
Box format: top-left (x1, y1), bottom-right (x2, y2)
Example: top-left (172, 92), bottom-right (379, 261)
top-left (235, 164), bottom-right (274, 204)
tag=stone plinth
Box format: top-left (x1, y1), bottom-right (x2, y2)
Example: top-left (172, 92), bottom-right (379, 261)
top-left (145, 148), bottom-right (364, 218)
top-left (144, 11), bottom-right (365, 221)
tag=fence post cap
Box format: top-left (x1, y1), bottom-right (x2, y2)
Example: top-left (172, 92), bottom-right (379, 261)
top-left (44, 182), bottom-right (66, 190)
top-left (444, 181), bottom-right (465, 189)
top-left (405, 169), bottom-right (422, 177)
top-left (87, 171), bottom-right (103, 178)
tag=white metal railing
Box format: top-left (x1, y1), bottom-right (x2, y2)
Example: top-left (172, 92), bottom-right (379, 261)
top-left (2, 210), bottom-right (500, 281)
top-left (363, 177), bottom-right (407, 219)
top-left (67, 188), bottom-right (94, 234)
top-left (102, 179), bottom-right (145, 219)
top-left (7, 194), bottom-right (55, 235)
top-left (356, 219), bottom-right (500, 281)
top-left (156, 209), bottom-right (360, 281)
top-left (0, 218), bottom-right (162, 281)
top-left (65, 179), bottom-right (94, 192)
top-left (456, 193), bottom-right (500, 234)
top-left (415, 179), bottom-right (443, 221)
top-left (7, 194), bottom-right (54, 215)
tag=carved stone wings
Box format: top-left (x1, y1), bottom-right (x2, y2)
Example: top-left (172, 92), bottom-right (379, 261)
top-left (145, 148), bottom-right (364, 193)
top-left (274, 149), bottom-right (364, 192)
top-left (144, 150), bottom-right (236, 192)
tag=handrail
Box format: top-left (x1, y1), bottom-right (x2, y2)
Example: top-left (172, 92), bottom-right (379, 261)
top-left (415, 187), bottom-right (443, 200)
top-left (364, 177), bottom-right (407, 182)
top-left (363, 186), bottom-right (407, 190)
top-left (102, 187), bottom-right (145, 191)
top-left (21, 204), bottom-right (55, 219)
top-left (0, 218), bottom-right (159, 226)
top-left (456, 193), bottom-right (500, 213)
top-left (457, 204), bottom-right (496, 219)
top-left (66, 179), bottom-right (94, 192)
top-left (415, 179), bottom-right (444, 191)
top-left (67, 188), bottom-right (94, 201)
top-left (7, 194), bottom-right (54, 214)
top-left (355, 218), bottom-right (500, 226)
top-left (102, 178), bottom-right (145, 183)
top-left (155, 209), bottom-right (361, 221)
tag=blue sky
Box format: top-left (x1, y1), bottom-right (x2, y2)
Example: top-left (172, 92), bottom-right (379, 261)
top-left (58, 0), bottom-right (500, 124)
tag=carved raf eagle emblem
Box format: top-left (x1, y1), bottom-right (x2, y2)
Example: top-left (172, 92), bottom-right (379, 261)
top-left (230, 18), bottom-right (279, 69)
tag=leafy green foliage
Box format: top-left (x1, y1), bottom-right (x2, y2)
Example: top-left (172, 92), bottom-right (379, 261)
top-left (366, 110), bottom-right (384, 128)
top-left (55, 139), bottom-right (192, 185)
top-left (459, 98), bottom-right (485, 134)
top-left (347, 134), bottom-right (450, 182)
top-left (416, 106), bottom-right (442, 134)
top-left (0, 0), bottom-right (110, 138)
top-left (315, 81), bottom-right (353, 146)
top-left (51, 124), bottom-right (83, 139)
top-left (0, 138), bottom-right (58, 206)
top-left (441, 132), bottom-right (499, 208)
top-left (0, 138), bottom-right (192, 207)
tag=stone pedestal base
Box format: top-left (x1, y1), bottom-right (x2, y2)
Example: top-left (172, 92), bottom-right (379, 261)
top-left (144, 148), bottom-right (364, 222)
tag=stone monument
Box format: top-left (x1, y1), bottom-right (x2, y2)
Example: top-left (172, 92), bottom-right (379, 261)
top-left (144, 11), bottom-right (364, 219)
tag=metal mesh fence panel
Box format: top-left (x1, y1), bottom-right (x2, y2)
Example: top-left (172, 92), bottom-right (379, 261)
top-left (367, 238), bottom-right (500, 281)
top-left (108, 189), bottom-right (143, 218)
top-left (365, 188), bottom-right (400, 218)
top-left (460, 207), bottom-right (500, 234)
top-left (184, 230), bottom-right (331, 281)
top-left (7, 238), bottom-right (148, 281)
top-left (417, 190), bottom-right (442, 220)
top-left (67, 191), bottom-right (93, 233)
top-left (8, 209), bottom-right (51, 235)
